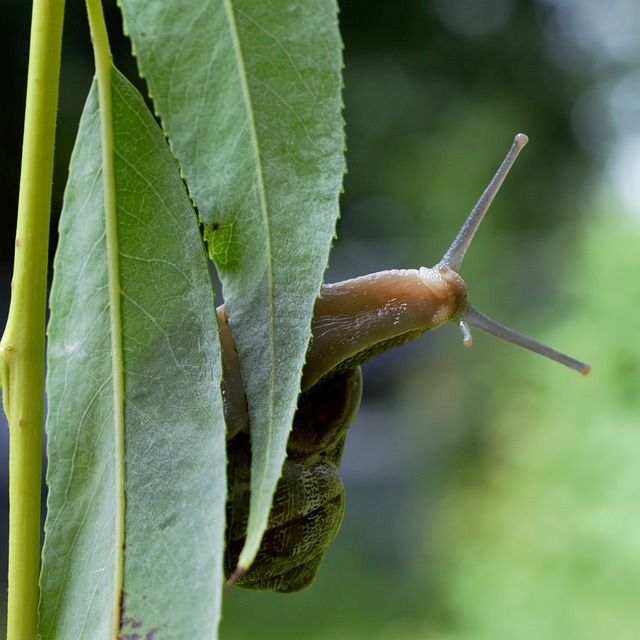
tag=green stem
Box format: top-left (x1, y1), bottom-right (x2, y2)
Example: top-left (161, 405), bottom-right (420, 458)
top-left (85, 1), bottom-right (126, 635)
top-left (0, 0), bottom-right (65, 637)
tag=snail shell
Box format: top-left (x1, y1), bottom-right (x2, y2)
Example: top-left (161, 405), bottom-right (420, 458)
top-left (224, 368), bottom-right (362, 592)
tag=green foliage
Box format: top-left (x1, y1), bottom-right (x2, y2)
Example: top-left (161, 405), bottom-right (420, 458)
top-left (40, 70), bottom-right (226, 637)
top-left (436, 211), bottom-right (640, 640)
top-left (119, 0), bottom-right (345, 572)
top-left (36, 0), bottom-right (345, 635)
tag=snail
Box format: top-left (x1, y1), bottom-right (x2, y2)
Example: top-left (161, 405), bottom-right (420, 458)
top-left (221, 134), bottom-right (590, 592)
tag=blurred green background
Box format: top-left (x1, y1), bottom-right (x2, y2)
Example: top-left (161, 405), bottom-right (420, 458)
top-left (2, 0), bottom-right (640, 638)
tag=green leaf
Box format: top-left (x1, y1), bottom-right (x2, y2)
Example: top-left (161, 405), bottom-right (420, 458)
top-left (40, 69), bottom-right (226, 638)
top-left (119, 0), bottom-right (345, 571)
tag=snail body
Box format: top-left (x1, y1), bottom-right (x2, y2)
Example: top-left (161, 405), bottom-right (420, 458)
top-left (222, 134), bottom-right (590, 592)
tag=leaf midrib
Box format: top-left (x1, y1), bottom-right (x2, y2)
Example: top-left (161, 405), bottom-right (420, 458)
top-left (86, 0), bottom-right (127, 630)
top-left (223, 1), bottom-right (277, 494)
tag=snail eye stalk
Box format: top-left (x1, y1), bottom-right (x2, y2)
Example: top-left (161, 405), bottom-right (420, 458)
top-left (440, 133), bottom-right (590, 376)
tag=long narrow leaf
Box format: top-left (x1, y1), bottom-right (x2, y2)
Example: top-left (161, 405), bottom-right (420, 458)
top-left (40, 69), bottom-right (226, 638)
top-left (119, 0), bottom-right (345, 573)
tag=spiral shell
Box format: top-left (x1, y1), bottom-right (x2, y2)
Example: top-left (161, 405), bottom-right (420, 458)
top-left (224, 368), bottom-right (362, 592)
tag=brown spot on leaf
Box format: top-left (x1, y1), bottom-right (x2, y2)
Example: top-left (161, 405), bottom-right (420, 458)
top-left (120, 591), bottom-right (165, 640)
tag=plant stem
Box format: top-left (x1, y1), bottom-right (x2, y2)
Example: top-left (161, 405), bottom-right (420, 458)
top-left (0, 0), bottom-right (66, 637)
